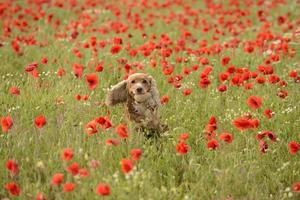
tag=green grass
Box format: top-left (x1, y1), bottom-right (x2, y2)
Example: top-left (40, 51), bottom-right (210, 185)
top-left (0, 0), bottom-right (300, 199)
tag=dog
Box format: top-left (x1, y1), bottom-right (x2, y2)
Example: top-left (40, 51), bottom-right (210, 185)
top-left (105, 73), bottom-right (168, 134)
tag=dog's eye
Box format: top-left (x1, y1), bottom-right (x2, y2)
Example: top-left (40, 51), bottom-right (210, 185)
top-left (142, 80), bottom-right (147, 84)
top-left (131, 80), bottom-right (135, 84)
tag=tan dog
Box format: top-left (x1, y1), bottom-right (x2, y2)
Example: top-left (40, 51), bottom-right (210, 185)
top-left (105, 73), bottom-right (167, 134)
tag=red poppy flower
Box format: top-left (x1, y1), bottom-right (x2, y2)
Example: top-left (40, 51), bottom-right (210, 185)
top-left (233, 73), bottom-right (246, 85)
top-left (255, 76), bottom-right (265, 84)
top-left (90, 36), bottom-right (97, 46)
top-left (105, 138), bottom-right (120, 146)
top-left (41, 57), bottom-right (48, 64)
top-left (250, 118), bottom-right (260, 129)
top-left (5, 182), bottom-right (21, 196)
top-left (292, 182), bottom-right (300, 192)
top-left (51, 173), bottom-right (64, 185)
top-left (198, 77), bottom-right (211, 88)
top-left (130, 149), bottom-right (142, 161)
top-left (268, 75), bottom-right (280, 84)
top-left (180, 133), bottom-right (189, 140)
top-left (61, 148), bottom-right (74, 161)
top-left (63, 182), bottom-right (75, 192)
top-left (96, 183), bottom-right (111, 196)
top-left (36, 192), bottom-right (46, 200)
top-left (167, 77), bottom-right (174, 84)
top-left (204, 131), bottom-right (217, 141)
top-left (113, 37), bottom-right (122, 44)
top-left (30, 68), bottom-right (40, 78)
top-left (6, 159), bottom-right (19, 174)
top-left (72, 64), bottom-right (84, 78)
top-left (288, 70), bottom-right (297, 78)
top-left (1, 116), bottom-right (13, 132)
top-left (219, 132), bottom-right (233, 143)
top-left (95, 64), bottom-right (103, 72)
top-left (206, 139), bottom-right (219, 150)
top-left (277, 90), bottom-right (288, 99)
top-left (279, 80), bottom-right (288, 87)
top-left (277, 15), bottom-right (286, 25)
top-left (200, 66), bottom-right (213, 78)
top-left (66, 162), bottom-right (79, 175)
top-left (227, 65), bottom-right (236, 74)
top-left (160, 95), bottom-right (169, 104)
top-left (115, 124), bottom-right (128, 139)
top-left (192, 65), bottom-right (199, 71)
top-left (101, 117), bottom-right (112, 129)
top-left (79, 168), bottom-right (89, 177)
top-left (199, 57), bottom-right (209, 65)
top-left (98, 40), bottom-right (106, 48)
top-left (121, 158), bottom-right (133, 174)
top-left (110, 45), bottom-right (122, 54)
top-left (174, 74), bottom-right (183, 82)
top-left (183, 67), bottom-right (191, 75)
top-left (256, 131), bottom-right (276, 142)
top-left (247, 95), bottom-right (262, 109)
top-left (205, 116), bottom-right (217, 133)
top-left (11, 40), bottom-right (22, 55)
top-left (264, 109), bottom-right (273, 118)
top-left (96, 116), bottom-right (112, 129)
top-left (221, 56), bottom-right (230, 66)
top-left (73, 48), bottom-right (82, 58)
top-left (130, 49), bottom-right (138, 57)
top-left (9, 86), bottom-right (20, 95)
top-left (217, 84), bottom-right (227, 92)
top-left (257, 65), bottom-right (273, 75)
top-left (176, 141), bottom-right (189, 155)
top-left (259, 140), bottom-right (268, 153)
top-left (244, 83), bottom-right (253, 90)
top-left (163, 67), bottom-right (174, 75)
top-left (85, 73), bottom-right (98, 90)
top-left (75, 94), bottom-right (81, 101)
top-left (57, 68), bottom-right (65, 77)
top-left (82, 43), bottom-right (89, 48)
top-left (25, 62), bottom-right (38, 72)
top-left (182, 88), bottom-right (192, 96)
top-left (219, 72), bottom-right (229, 82)
top-left (34, 115), bottom-right (46, 128)
top-left (256, 131), bottom-right (267, 140)
top-left (173, 81), bottom-right (182, 89)
top-left (232, 116), bottom-right (259, 131)
top-left (288, 141), bottom-right (300, 155)
top-left (85, 120), bottom-right (98, 135)
top-left (266, 131), bottom-right (277, 142)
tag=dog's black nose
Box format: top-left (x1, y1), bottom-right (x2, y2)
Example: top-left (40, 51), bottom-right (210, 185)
top-left (136, 87), bottom-right (143, 93)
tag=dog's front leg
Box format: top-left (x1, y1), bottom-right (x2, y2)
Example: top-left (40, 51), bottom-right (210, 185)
top-left (147, 109), bottom-right (168, 133)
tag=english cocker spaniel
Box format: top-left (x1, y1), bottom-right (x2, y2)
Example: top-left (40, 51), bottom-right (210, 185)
top-left (105, 73), bottom-right (168, 134)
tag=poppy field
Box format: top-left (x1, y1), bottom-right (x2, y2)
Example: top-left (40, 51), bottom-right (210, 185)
top-left (1, 0), bottom-right (300, 199)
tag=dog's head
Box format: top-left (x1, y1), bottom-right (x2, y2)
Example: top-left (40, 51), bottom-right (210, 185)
top-left (127, 73), bottom-right (153, 102)
top-left (106, 73), bottom-right (160, 106)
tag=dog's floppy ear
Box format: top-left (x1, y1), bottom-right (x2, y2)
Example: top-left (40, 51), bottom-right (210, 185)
top-left (148, 75), bottom-right (161, 107)
top-left (105, 80), bottom-right (128, 106)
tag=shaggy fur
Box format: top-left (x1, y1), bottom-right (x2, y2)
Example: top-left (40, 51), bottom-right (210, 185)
top-left (106, 73), bottom-right (167, 133)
